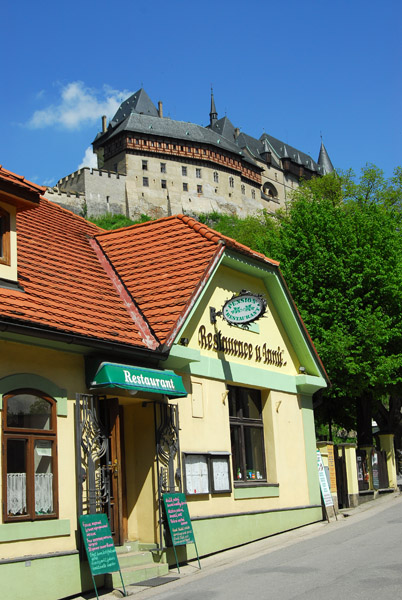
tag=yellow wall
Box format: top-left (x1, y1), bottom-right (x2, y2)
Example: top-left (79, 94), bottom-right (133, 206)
top-left (182, 265), bottom-right (300, 376)
top-left (0, 339), bottom-right (86, 559)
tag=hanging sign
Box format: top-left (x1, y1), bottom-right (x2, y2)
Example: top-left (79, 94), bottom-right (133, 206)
top-left (222, 291), bottom-right (267, 325)
top-left (317, 450), bottom-right (334, 507)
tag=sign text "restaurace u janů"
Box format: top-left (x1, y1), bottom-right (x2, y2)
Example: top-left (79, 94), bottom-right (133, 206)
top-left (198, 325), bottom-right (287, 367)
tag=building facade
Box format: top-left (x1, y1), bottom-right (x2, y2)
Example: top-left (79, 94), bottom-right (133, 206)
top-left (45, 89), bottom-right (334, 220)
top-left (1, 166), bottom-right (329, 599)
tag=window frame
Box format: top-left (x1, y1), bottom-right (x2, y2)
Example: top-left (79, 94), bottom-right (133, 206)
top-left (197, 184), bottom-right (203, 194)
top-left (196, 168), bottom-right (202, 179)
top-left (160, 162), bottom-right (166, 174)
top-left (182, 166), bottom-right (188, 177)
top-left (2, 389), bottom-right (58, 523)
top-left (142, 177), bottom-right (149, 187)
top-left (0, 207), bottom-right (11, 266)
top-left (228, 385), bottom-right (267, 486)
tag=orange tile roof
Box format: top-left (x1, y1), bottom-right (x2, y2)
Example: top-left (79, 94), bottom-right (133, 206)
top-left (0, 165), bottom-right (46, 196)
top-left (95, 215), bottom-right (279, 345)
top-left (0, 196), bottom-right (152, 349)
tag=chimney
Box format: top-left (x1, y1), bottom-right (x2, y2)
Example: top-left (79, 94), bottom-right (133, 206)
top-left (102, 115), bottom-right (107, 133)
top-left (158, 101), bottom-right (163, 118)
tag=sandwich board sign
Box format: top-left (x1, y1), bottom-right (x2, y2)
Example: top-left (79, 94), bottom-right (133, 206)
top-left (317, 450), bottom-right (337, 522)
top-left (163, 492), bottom-right (201, 572)
top-left (79, 513), bottom-right (126, 598)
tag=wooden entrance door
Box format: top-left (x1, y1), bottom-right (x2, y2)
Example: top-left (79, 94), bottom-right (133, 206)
top-left (101, 398), bottom-right (126, 546)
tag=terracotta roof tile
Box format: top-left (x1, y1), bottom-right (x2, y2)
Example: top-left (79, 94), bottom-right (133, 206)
top-left (0, 165), bottom-right (46, 195)
top-left (95, 214), bottom-right (279, 345)
top-left (0, 195), bottom-right (151, 349)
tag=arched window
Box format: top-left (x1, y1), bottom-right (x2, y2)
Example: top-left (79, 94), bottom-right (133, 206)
top-left (2, 390), bottom-right (58, 522)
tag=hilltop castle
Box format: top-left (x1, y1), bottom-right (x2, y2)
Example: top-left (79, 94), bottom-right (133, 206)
top-left (45, 88), bottom-right (334, 219)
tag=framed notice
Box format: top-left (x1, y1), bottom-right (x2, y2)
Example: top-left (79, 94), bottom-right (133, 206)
top-left (210, 456), bottom-right (231, 493)
top-left (183, 454), bottom-right (209, 495)
top-left (183, 452), bottom-right (231, 495)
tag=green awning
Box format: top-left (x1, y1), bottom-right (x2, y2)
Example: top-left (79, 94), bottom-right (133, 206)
top-left (89, 362), bottom-right (187, 399)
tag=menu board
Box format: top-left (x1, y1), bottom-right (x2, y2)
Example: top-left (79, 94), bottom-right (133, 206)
top-left (317, 450), bottom-right (334, 507)
top-left (79, 513), bottom-right (120, 576)
top-left (163, 493), bottom-right (195, 546)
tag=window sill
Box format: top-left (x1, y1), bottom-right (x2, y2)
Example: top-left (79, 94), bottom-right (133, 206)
top-left (234, 484), bottom-right (279, 500)
top-left (0, 519), bottom-right (70, 542)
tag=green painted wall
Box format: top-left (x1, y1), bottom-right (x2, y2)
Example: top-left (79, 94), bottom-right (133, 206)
top-left (0, 553), bottom-right (102, 600)
top-left (167, 506), bottom-right (322, 564)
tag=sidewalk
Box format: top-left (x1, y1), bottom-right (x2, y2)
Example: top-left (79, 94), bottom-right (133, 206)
top-left (70, 490), bottom-right (402, 600)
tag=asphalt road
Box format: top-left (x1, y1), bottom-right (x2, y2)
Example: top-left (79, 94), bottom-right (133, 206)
top-left (133, 494), bottom-right (402, 600)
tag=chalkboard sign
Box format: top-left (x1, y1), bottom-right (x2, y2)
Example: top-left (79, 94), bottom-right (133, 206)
top-left (163, 493), bottom-right (195, 546)
top-left (79, 513), bottom-right (120, 576)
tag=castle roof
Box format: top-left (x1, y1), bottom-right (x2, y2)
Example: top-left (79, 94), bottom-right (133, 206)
top-left (317, 140), bottom-right (335, 175)
top-left (111, 88), bottom-right (159, 123)
top-left (93, 88), bottom-right (332, 174)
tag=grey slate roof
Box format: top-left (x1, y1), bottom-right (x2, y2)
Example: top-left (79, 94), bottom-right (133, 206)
top-left (111, 88), bottom-right (159, 123)
top-left (94, 88), bottom-right (332, 176)
top-left (317, 141), bottom-right (335, 175)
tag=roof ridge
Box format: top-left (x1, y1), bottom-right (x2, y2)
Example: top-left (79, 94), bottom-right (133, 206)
top-left (176, 215), bottom-right (279, 266)
top-left (0, 165), bottom-right (47, 194)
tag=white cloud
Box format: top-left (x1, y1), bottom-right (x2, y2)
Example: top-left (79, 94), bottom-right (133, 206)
top-left (27, 81), bottom-right (132, 130)
top-left (78, 146), bottom-right (98, 170)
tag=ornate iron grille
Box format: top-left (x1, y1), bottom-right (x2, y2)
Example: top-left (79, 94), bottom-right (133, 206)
top-left (75, 394), bottom-right (110, 517)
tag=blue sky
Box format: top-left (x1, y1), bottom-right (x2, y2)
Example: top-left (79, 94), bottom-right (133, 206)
top-left (2, 0), bottom-right (401, 187)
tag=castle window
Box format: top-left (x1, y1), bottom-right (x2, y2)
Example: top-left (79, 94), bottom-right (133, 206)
top-left (251, 189), bottom-right (256, 199)
top-left (143, 177), bottom-right (149, 187)
top-left (229, 177), bottom-right (234, 188)
top-left (213, 172), bottom-right (219, 183)
top-left (0, 208), bottom-right (11, 266)
top-left (3, 390), bottom-right (58, 522)
top-left (197, 185), bottom-right (203, 194)
top-left (161, 180), bottom-right (167, 189)
top-left (182, 166), bottom-right (188, 176)
top-left (241, 184), bottom-right (245, 195)
top-left (160, 163), bottom-right (166, 173)
top-left (196, 168), bottom-right (202, 179)
top-left (142, 160), bottom-right (148, 171)
top-left (183, 183), bottom-right (188, 192)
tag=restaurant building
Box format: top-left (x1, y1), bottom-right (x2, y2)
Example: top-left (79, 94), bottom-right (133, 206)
top-left (0, 166), bottom-right (329, 599)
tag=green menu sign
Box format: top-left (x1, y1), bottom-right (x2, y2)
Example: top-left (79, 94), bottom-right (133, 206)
top-left (79, 513), bottom-right (120, 576)
top-left (163, 493), bottom-right (195, 546)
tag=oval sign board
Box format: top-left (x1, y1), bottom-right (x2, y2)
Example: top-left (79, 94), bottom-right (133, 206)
top-left (222, 293), bottom-right (266, 325)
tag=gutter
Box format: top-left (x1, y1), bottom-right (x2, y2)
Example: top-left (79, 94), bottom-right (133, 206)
top-left (0, 319), bottom-right (167, 363)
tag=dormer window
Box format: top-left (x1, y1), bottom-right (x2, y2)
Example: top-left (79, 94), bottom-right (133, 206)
top-left (0, 207), bottom-right (10, 266)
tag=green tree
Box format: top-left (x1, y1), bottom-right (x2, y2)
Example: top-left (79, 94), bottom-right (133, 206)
top-left (203, 167), bottom-right (402, 446)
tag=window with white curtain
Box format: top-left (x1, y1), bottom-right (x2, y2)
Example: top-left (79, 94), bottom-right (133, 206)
top-left (3, 390), bottom-right (58, 522)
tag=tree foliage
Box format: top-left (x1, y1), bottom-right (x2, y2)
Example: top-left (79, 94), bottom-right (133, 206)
top-left (204, 166), bottom-right (402, 443)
